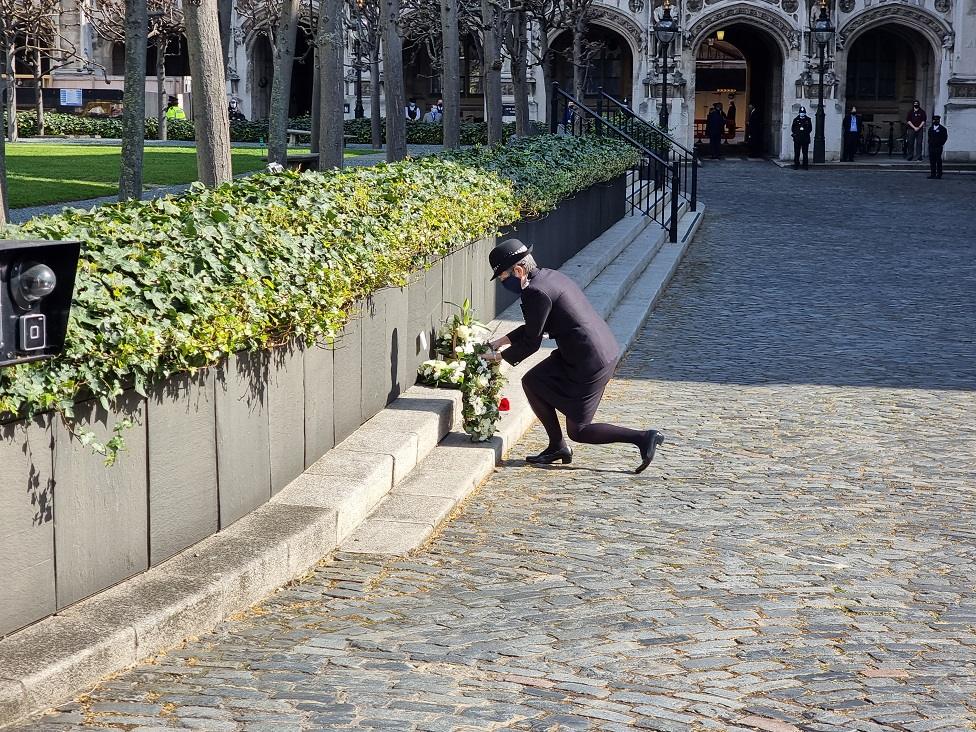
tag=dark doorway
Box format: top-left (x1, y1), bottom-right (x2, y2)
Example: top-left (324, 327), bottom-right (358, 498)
top-left (845, 25), bottom-right (934, 133)
top-left (249, 34), bottom-right (273, 120)
top-left (695, 23), bottom-right (783, 156)
top-left (551, 25), bottom-right (634, 102)
top-left (288, 30), bottom-right (315, 117)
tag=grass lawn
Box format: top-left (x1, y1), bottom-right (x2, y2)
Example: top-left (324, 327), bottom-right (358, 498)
top-left (5, 144), bottom-right (377, 209)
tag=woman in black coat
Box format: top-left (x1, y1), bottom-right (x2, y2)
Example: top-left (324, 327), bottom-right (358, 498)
top-left (486, 239), bottom-right (665, 472)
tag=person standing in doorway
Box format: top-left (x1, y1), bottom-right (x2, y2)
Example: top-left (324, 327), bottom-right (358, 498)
top-left (791, 106), bottom-right (813, 170)
top-left (927, 115), bottom-right (947, 179)
top-left (905, 100), bottom-right (927, 161)
top-left (842, 105), bottom-right (862, 162)
top-left (485, 239), bottom-right (666, 472)
top-left (706, 103), bottom-right (726, 159)
top-left (726, 98), bottom-right (737, 141)
top-left (746, 104), bottom-right (764, 157)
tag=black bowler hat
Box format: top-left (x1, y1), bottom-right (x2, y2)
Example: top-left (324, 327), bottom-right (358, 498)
top-left (489, 238), bottom-right (533, 280)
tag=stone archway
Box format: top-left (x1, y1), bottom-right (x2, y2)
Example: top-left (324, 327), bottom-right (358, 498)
top-left (551, 23), bottom-right (637, 103)
top-left (687, 7), bottom-right (793, 156)
top-left (837, 5), bottom-right (952, 56)
top-left (836, 5), bottom-right (949, 141)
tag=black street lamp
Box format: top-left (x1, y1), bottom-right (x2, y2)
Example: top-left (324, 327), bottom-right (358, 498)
top-left (654, 0), bottom-right (679, 130)
top-left (812, 1), bottom-right (834, 164)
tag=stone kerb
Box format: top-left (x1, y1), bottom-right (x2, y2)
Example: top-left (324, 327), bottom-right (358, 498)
top-left (0, 175), bottom-right (627, 640)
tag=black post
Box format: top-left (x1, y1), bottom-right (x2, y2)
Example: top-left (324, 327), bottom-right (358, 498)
top-left (550, 82), bottom-right (559, 134)
top-left (813, 41), bottom-right (826, 164)
top-left (659, 51), bottom-right (669, 130)
top-left (669, 164), bottom-right (679, 242)
top-left (354, 39), bottom-right (365, 119)
top-left (887, 120), bottom-right (894, 156)
top-left (690, 153), bottom-right (698, 212)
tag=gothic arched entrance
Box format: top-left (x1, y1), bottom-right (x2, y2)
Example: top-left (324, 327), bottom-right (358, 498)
top-left (693, 23), bottom-right (785, 156)
top-left (551, 25), bottom-right (635, 103)
top-left (843, 25), bottom-right (938, 135)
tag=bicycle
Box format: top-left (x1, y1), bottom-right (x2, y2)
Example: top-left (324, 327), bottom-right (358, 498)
top-left (858, 123), bottom-right (883, 156)
top-left (885, 120), bottom-right (908, 157)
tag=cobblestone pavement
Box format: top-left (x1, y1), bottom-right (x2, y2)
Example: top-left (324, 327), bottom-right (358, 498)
top-left (15, 162), bottom-right (976, 731)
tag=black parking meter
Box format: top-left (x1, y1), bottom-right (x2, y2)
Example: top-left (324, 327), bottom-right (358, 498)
top-left (0, 240), bottom-right (81, 367)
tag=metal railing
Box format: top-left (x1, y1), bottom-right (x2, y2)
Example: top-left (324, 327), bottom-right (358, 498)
top-left (550, 83), bottom-right (680, 242)
top-left (598, 89), bottom-right (697, 213)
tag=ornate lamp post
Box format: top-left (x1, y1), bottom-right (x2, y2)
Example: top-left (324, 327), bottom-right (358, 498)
top-left (812, 1), bottom-right (834, 164)
top-left (654, 0), bottom-right (679, 130)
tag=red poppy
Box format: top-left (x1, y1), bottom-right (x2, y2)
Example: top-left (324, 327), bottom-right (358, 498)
top-left (498, 397), bottom-right (510, 412)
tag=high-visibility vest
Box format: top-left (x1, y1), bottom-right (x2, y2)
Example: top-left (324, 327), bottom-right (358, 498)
top-left (165, 106), bottom-right (186, 120)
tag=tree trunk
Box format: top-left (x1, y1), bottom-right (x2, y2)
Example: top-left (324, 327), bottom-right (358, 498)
top-left (120, 0), bottom-right (149, 201)
top-left (310, 47), bottom-right (320, 154)
top-left (6, 45), bottom-right (17, 142)
top-left (317, 0), bottom-right (344, 170)
top-left (482, 0), bottom-right (504, 145)
top-left (34, 50), bottom-right (45, 136)
top-left (369, 45), bottom-right (381, 149)
top-left (269, 0), bottom-right (300, 165)
top-left (572, 19), bottom-right (585, 101)
top-left (381, 0), bottom-right (406, 161)
top-left (510, 11), bottom-right (530, 137)
top-left (185, 0), bottom-right (233, 186)
top-left (440, 0), bottom-right (461, 149)
top-left (218, 0), bottom-right (233, 75)
top-left (156, 39), bottom-right (168, 141)
top-left (0, 94), bottom-right (7, 224)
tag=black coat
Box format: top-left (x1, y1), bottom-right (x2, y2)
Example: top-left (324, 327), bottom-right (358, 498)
top-left (843, 113), bottom-right (862, 135)
top-left (928, 124), bottom-right (948, 150)
top-left (791, 115), bottom-right (813, 144)
top-left (706, 109), bottom-right (725, 138)
top-left (503, 268), bottom-right (620, 423)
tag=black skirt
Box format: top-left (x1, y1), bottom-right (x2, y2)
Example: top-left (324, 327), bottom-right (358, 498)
top-left (522, 352), bottom-right (617, 425)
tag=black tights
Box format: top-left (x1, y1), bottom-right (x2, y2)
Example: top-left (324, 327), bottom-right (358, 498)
top-left (523, 381), bottom-right (646, 451)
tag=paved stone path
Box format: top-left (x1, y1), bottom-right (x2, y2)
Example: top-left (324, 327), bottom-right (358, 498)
top-left (14, 162), bottom-right (976, 731)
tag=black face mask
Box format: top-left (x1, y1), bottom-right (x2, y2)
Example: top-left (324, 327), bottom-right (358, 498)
top-left (501, 276), bottom-right (523, 295)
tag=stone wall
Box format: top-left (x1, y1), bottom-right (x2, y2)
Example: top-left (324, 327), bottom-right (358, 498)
top-left (0, 175), bottom-right (626, 638)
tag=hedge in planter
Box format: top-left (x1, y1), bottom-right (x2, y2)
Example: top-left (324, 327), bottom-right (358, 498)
top-left (0, 134), bottom-right (636, 458)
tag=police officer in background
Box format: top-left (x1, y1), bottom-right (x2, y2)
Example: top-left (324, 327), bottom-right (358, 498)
top-left (485, 239), bottom-right (666, 473)
top-left (927, 115), bottom-right (948, 179)
top-left (791, 106), bottom-right (813, 170)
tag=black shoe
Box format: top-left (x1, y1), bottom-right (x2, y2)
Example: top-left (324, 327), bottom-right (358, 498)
top-left (635, 431), bottom-right (665, 474)
top-left (793, 165), bottom-right (799, 170)
top-left (803, 165), bottom-right (809, 170)
top-left (937, 174), bottom-right (943, 179)
top-left (526, 445), bottom-right (573, 465)
top-left (927, 175), bottom-right (935, 179)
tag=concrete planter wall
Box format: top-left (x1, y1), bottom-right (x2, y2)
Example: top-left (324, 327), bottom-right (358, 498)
top-left (0, 175), bottom-right (625, 638)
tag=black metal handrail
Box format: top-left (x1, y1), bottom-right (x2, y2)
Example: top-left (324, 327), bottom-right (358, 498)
top-left (550, 83), bottom-right (679, 243)
top-left (597, 89), bottom-right (697, 213)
